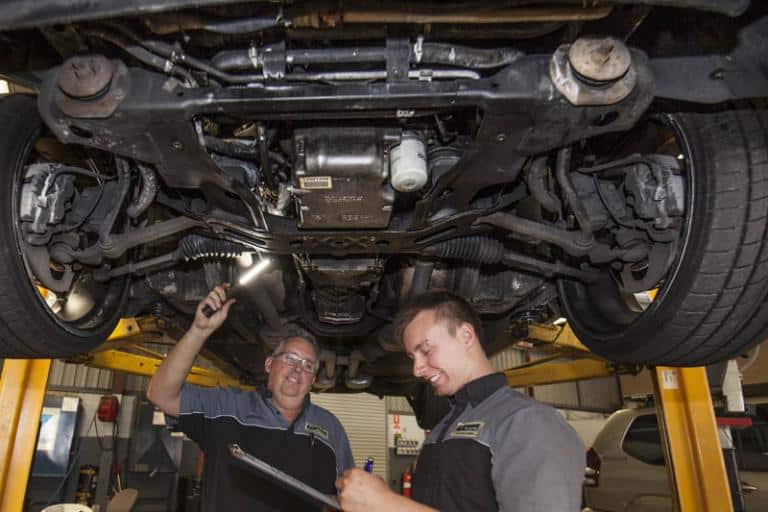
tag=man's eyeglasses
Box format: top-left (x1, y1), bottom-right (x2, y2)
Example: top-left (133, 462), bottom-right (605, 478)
top-left (273, 352), bottom-right (318, 373)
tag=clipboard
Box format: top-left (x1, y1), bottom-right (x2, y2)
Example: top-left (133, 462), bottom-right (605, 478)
top-left (228, 443), bottom-right (342, 510)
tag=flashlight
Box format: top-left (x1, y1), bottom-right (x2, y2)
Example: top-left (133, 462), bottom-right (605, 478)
top-left (201, 257), bottom-right (271, 318)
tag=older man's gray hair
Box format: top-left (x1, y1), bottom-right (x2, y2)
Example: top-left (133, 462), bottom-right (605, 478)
top-left (271, 324), bottom-right (320, 360)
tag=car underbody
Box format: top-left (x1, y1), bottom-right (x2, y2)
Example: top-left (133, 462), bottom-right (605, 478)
top-left (0, 1), bottom-right (767, 419)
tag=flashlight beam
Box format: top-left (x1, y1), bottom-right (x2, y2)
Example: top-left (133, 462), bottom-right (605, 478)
top-left (201, 257), bottom-right (272, 318)
top-left (238, 257), bottom-right (271, 286)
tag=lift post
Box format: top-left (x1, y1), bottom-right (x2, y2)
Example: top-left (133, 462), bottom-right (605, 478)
top-left (0, 359), bottom-right (51, 512)
top-left (652, 366), bottom-right (733, 512)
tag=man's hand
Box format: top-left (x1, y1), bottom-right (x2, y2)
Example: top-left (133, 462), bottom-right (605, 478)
top-left (335, 469), bottom-right (396, 512)
top-left (193, 284), bottom-right (235, 332)
top-left (336, 469), bottom-right (436, 512)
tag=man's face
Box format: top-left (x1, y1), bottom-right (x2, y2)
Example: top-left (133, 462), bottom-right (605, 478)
top-left (403, 309), bottom-right (474, 396)
top-left (265, 337), bottom-right (317, 410)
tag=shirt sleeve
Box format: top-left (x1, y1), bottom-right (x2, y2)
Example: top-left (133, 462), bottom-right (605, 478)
top-left (336, 424), bottom-right (356, 475)
top-left (168, 384), bottom-right (244, 447)
top-left (491, 405), bottom-right (586, 512)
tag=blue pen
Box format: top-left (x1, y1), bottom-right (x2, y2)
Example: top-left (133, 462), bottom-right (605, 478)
top-left (364, 457), bottom-right (374, 473)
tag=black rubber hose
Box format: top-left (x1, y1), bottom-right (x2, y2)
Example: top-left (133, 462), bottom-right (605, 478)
top-left (84, 30), bottom-right (195, 84)
top-left (212, 47), bottom-right (387, 70)
top-left (417, 43), bottom-right (522, 69)
top-left (126, 164), bottom-right (158, 219)
top-left (525, 157), bottom-right (562, 214)
top-left (210, 50), bottom-right (253, 71)
top-left (141, 39), bottom-right (264, 84)
top-left (178, 234), bottom-right (249, 261)
top-left (554, 147), bottom-right (594, 239)
top-left (98, 158), bottom-right (131, 251)
top-left (204, 17), bottom-right (281, 34)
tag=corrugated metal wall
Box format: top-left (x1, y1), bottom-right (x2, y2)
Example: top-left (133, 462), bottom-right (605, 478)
top-left (47, 359), bottom-right (113, 391)
top-left (572, 375), bottom-right (622, 412)
top-left (385, 395), bottom-right (414, 414)
top-left (311, 392), bottom-right (387, 478)
top-left (46, 359), bottom-right (154, 393)
top-left (489, 345), bottom-right (526, 372)
top-left (527, 353), bottom-right (622, 412)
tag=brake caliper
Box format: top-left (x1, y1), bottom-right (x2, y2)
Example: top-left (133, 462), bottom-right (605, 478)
top-left (19, 163), bottom-right (76, 245)
top-left (623, 155), bottom-right (684, 230)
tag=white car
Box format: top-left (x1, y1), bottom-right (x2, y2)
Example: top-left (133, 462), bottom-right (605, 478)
top-left (584, 408), bottom-right (768, 511)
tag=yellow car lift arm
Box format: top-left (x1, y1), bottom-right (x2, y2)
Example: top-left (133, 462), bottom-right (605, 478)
top-left (72, 317), bottom-right (254, 390)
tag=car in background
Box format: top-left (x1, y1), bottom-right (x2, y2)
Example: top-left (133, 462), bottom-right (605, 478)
top-left (583, 408), bottom-right (768, 511)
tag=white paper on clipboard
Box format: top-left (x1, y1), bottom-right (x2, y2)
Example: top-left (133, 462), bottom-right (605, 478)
top-left (228, 443), bottom-right (341, 510)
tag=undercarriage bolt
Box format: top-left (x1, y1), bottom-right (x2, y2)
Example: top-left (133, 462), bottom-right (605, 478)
top-left (57, 55), bottom-right (115, 99)
top-left (568, 37), bottom-right (631, 84)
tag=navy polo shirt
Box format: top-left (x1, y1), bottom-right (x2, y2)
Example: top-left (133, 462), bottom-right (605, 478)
top-left (168, 384), bottom-right (354, 511)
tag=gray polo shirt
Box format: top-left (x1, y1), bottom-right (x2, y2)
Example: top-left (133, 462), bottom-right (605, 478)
top-left (413, 373), bottom-right (585, 511)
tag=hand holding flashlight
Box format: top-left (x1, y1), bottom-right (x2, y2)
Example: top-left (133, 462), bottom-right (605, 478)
top-left (201, 258), bottom-right (271, 318)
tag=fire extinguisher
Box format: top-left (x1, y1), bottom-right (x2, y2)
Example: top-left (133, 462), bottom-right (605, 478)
top-left (401, 466), bottom-right (412, 497)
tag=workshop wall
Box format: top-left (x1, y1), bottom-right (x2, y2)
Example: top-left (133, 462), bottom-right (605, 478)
top-left (311, 392), bottom-right (387, 479)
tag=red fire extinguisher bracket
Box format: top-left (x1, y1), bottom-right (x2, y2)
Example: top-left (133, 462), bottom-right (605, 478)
top-left (98, 395), bottom-right (120, 423)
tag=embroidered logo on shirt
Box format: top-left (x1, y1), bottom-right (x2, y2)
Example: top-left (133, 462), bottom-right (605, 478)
top-left (305, 422), bottom-right (329, 439)
top-left (451, 421), bottom-right (485, 438)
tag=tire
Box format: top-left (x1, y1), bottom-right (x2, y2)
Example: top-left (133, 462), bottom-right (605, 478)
top-left (558, 104), bottom-right (768, 365)
top-left (0, 94), bottom-right (128, 358)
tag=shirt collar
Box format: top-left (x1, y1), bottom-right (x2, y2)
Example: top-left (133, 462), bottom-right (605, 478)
top-left (451, 372), bottom-right (507, 407)
top-left (260, 386), bottom-right (312, 425)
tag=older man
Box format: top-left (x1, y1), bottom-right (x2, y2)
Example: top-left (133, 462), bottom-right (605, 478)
top-left (336, 290), bottom-right (584, 512)
top-left (148, 284), bottom-right (354, 511)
